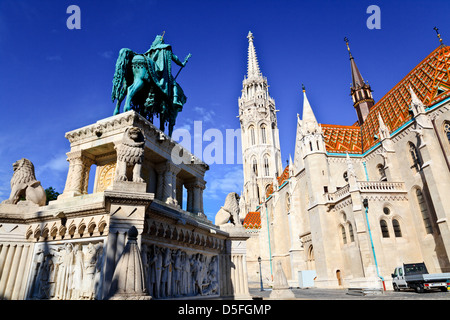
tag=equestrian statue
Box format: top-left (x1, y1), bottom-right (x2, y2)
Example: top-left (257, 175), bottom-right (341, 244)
top-left (111, 33), bottom-right (191, 137)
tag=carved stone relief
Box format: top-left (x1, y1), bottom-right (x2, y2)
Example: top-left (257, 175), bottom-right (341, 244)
top-left (28, 241), bottom-right (104, 300)
top-left (141, 244), bottom-right (218, 299)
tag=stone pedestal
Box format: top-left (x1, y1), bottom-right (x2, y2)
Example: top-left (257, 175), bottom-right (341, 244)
top-left (220, 224), bottom-right (252, 299)
top-left (0, 111), bottom-right (239, 301)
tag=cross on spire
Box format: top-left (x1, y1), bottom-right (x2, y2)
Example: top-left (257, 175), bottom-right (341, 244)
top-left (434, 27), bottom-right (445, 46)
top-left (344, 37), bottom-right (353, 59)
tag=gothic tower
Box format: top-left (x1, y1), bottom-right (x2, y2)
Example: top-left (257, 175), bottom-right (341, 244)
top-left (345, 37), bottom-right (375, 125)
top-left (239, 31), bottom-right (283, 212)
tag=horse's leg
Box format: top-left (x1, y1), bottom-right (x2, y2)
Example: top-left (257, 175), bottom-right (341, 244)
top-left (113, 99), bottom-right (122, 115)
top-left (168, 120), bottom-right (174, 137)
top-left (159, 117), bottom-right (165, 132)
top-left (124, 77), bottom-right (144, 113)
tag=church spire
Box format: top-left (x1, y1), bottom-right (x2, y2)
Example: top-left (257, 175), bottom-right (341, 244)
top-left (301, 84), bottom-right (322, 136)
top-left (247, 31), bottom-right (261, 78)
top-left (344, 37), bottom-right (375, 126)
top-left (302, 84), bottom-right (318, 126)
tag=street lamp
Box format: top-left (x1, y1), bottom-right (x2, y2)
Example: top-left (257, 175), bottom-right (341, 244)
top-left (258, 256), bottom-right (263, 291)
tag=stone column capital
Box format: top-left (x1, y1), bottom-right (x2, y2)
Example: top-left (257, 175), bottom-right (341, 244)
top-left (185, 178), bottom-right (206, 190)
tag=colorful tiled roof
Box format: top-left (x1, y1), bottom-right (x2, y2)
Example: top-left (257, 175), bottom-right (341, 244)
top-left (324, 45), bottom-right (450, 154)
top-left (265, 165), bottom-right (290, 199)
top-left (243, 212), bottom-right (261, 229)
top-left (322, 124), bottom-right (362, 154)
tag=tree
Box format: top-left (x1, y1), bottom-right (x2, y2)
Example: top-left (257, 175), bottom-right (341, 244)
top-left (45, 187), bottom-right (60, 204)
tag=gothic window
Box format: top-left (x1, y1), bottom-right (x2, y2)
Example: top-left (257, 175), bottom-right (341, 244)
top-left (393, 219), bottom-right (402, 237)
top-left (409, 142), bottom-right (421, 172)
top-left (444, 122), bottom-right (450, 144)
top-left (380, 220), bottom-right (389, 238)
top-left (263, 156), bottom-right (270, 176)
top-left (252, 158), bottom-right (258, 176)
top-left (416, 189), bottom-right (433, 234)
top-left (341, 225), bottom-right (347, 244)
top-left (249, 126), bottom-right (256, 145)
top-left (261, 124), bottom-right (267, 144)
top-left (348, 223), bottom-right (354, 242)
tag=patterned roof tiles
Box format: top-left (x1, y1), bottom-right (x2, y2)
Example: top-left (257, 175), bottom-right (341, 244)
top-left (243, 212), bottom-right (261, 229)
top-left (324, 45), bottom-right (450, 154)
top-left (322, 124), bottom-right (362, 154)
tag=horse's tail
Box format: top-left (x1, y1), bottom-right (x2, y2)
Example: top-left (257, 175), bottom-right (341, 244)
top-left (111, 48), bottom-right (135, 102)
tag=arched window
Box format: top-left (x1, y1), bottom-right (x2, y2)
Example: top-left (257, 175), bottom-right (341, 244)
top-left (252, 158), bottom-right (258, 176)
top-left (348, 223), bottom-right (354, 242)
top-left (380, 220), bottom-right (390, 238)
top-left (444, 121), bottom-right (450, 144)
top-left (249, 126), bottom-right (256, 145)
top-left (393, 219), bottom-right (402, 237)
top-left (263, 156), bottom-right (270, 176)
top-left (409, 142), bottom-right (421, 172)
top-left (341, 225), bottom-right (347, 244)
top-left (261, 124), bottom-right (267, 144)
top-left (416, 189), bottom-right (433, 234)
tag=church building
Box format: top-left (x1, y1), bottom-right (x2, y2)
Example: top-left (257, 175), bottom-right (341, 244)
top-left (238, 31), bottom-right (450, 289)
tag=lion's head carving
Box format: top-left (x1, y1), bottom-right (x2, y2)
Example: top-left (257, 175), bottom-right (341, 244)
top-left (11, 158), bottom-right (37, 187)
top-left (116, 127), bottom-right (145, 165)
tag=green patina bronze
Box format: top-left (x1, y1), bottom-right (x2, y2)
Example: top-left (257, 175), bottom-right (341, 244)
top-left (111, 34), bottom-right (191, 136)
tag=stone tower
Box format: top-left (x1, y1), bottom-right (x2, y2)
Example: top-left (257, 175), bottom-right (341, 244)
top-left (238, 31), bottom-right (283, 213)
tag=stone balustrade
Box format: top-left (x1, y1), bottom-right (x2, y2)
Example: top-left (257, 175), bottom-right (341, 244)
top-left (326, 181), bottom-right (406, 204)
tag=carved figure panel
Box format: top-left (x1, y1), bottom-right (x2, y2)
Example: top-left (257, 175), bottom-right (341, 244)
top-left (140, 244), bottom-right (218, 299)
top-left (28, 241), bottom-right (104, 300)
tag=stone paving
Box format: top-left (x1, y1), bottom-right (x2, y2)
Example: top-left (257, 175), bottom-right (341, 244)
top-left (249, 287), bottom-right (450, 300)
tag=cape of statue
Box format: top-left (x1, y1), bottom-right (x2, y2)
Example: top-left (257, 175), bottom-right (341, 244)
top-left (111, 34), bottom-right (191, 136)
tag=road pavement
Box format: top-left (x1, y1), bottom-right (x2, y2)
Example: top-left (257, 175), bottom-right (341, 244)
top-left (249, 287), bottom-right (450, 300)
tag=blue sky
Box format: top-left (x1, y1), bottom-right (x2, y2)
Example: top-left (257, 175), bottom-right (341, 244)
top-left (0, 0), bottom-right (448, 221)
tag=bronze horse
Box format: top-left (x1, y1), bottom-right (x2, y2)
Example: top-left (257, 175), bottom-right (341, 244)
top-left (111, 35), bottom-right (190, 136)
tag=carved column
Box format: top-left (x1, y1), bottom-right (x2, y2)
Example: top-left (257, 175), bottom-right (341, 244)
top-left (186, 178), bottom-right (206, 215)
top-left (186, 183), bottom-right (194, 212)
top-left (176, 177), bottom-right (183, 208)
top-left (155, 161), bottom-right (181, 206)
top-left (155, 163), bottom-right (165, 201)
top-left (60, 150), bottom-right (95, 198)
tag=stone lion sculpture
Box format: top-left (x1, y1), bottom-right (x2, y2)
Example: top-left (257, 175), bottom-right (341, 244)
top-left (1, 158), bottom-right (46, 206)
top-left (114, 126), bottom-right (145, 183)
top-left (215, 192), bottom-right (241, 226)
